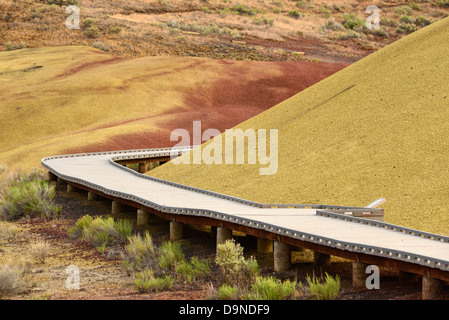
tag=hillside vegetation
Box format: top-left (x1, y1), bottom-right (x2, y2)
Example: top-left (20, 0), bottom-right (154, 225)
top-left (150, 17), bottom-right (449, 235)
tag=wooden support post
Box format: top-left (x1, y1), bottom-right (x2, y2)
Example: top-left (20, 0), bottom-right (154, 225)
top-left (87, 191), bottom-right (97, 201)
top-left (112, 200), bottom-right (122, 215)
top-left (422, 276), bottom-right (444, 300)
top-left (352, 261), bottom-right (368, 288)
top-left (170, 221), bottom-right (184, 241)
top-left (216, 227), bottom-right (233, 254)
top-left (67, 184), bottom-right (76, 192)
top-left (137, 209), bottom-right (150, 226)
top-left (138, 163), bottom-right (148, 174)
top-left (274, 241), bottom-right (291, 272)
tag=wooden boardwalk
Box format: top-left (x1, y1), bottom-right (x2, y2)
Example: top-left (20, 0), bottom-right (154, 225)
top-left (42, 147), bottom-right (449, 297)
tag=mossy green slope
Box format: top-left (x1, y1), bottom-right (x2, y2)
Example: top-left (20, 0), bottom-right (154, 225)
top-left (150, 18), bottom-right (449, 234)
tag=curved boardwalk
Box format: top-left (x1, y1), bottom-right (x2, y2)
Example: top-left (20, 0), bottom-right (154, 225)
top-left (42, 147), bottom-right (449, 299)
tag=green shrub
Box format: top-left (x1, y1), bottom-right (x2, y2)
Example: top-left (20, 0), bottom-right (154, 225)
top-left (46, 0), bottom-right (63, 5)
top-left (115, 219), bottom-right (132, 240)
top-left (81, 216), bottom-right (115, 247)
top-left (83, 18), bottom-right (95, 28)
top-left (288, 10), bottom-right (302, 19)
top-left (246, 276), bottom-right (297, 300)
top-left (231, 3), bottom-right (258, 16)
top-left (399, 15), bottom-right (416, 24)
top-left (68, 215), bottom-right (93, 239)
top-left (67, 0), bottom-right (80, 5)
top-left (215, 239), bottom-right (259, 290)
top-left (439, 0), bottom-right (449, 8)
top-left (0, 222), bottom-right (19, 243)
top-left (409, 3), bottom-right (421, 11)
top-left (0, 263), bottom-right (30, 298)
top-left (84, 26), bottom-right (100, 38)
top-left (369, 28), bottom-right (388, 37)
top-left (0, 179), bottom-right (61, 221)
top-left (158, 241), bottom-right (185, 270)
top-left (319, 6), bottom-right (332, 18)
top-left (30, 239), bottom-right (51, 264)
top-left (122, 231), bottom-right (156, 273)
top-left (109, 26), bottom-right (122, 34)
top-left (176, 256), bottom-right (211, 283)
top-left (396, 23), bottom-right (418, 34)
top-left (92, 42), bottom-right (110, 52)
top-left (4, 41), bottom-right (27, 51)
top-left (380, 17), bottom-right (397, 27)
top-left (67, 215), bottom-right (132, 250)
top-left (134, 269), bottom-right (173, 293)
top-left (395, 5), bottom-right (412, 16)
top-left (217, 284), bottom-right (239, 300)
top-left (415, 16), bottom-right (432, 27)
top-left (342, 14), bottom-right (364, 30)
top-left (323, 19), bottom-right (344, 31)
top-left (301, 273), bottom-right (340, 300)
top-left (337, 30), bottom-right (360, 40)
top-left (252, 17), bottom-right (274, 26)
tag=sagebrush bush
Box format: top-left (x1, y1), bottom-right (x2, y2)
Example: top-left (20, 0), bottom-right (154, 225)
top-left (30, 239), bottom-right (51, 264)
top-left (396, 23), bottom-right (418, 34)
top-left (121, 231), bottom-right (156, 273)
top-left (176, 256), bottom-right (211, 283)
top-left (0, 222), bottom-right (19, 243)
top-left (134, 269), bottom-right (174, 293)
top-left (82, 18), bottom-right (95, 28)
top-left (301, 272), bottom-right (340, 300)
top-left (68, 215), bottom-right (132, 251)
top-left (217, 284), bottom-right (239, 300)
top-left (231, 3), bottom-right (257, 16)
top-left (395, 5), bottom-right (412, 16)
top-left (246, 276), bottom-right (297, 300)
top-left (46, 0), bottom-right (63, 5)
top-left (0, 177), bottom-right (61, 221)
top-left (215, 239), bottom-right (259, 290)
top-left (0, 263), bottom-right (31, 298)
top-left (68, 215), bottom-right (93, 239)
top-left (288, 10), bottom-right (302, 19)
top-left (92, 42), bottom-right (111, 52)
top-left (84, 26), bottom-right (100, 38)
top-left (342, 14), bottom-right (364, 30)
top-left (415, 16), bottom-right (432, 27)
top-left (158, 241), bottom-right (185, 270)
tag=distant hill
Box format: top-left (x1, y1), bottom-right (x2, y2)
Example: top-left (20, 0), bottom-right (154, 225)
top-left (0, 46), bottom-right (345, 169)
top-left (150, 17), bottom-right (449, 235)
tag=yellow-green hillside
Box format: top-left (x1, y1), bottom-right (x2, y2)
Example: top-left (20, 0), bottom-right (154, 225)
top-left (150, 17), bottom-right (449, 235)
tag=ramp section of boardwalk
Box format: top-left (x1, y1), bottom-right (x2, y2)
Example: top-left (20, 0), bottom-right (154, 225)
top-left (42, 148), bottom-right (449, 298)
